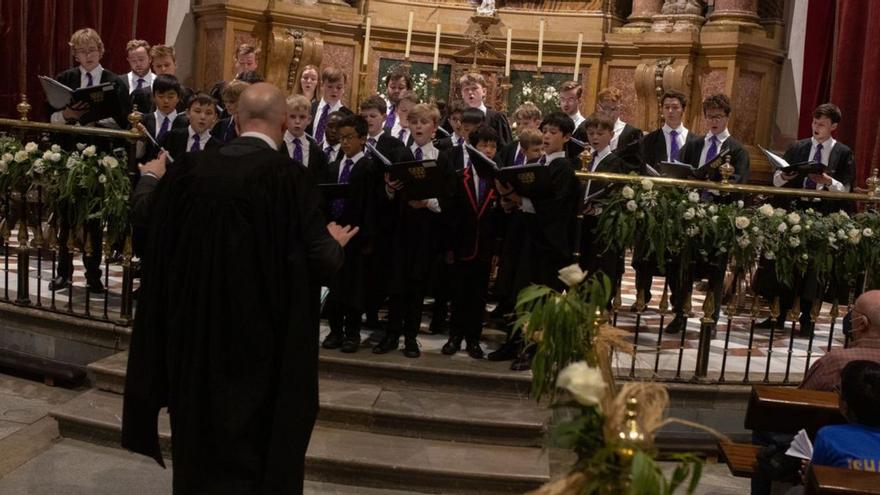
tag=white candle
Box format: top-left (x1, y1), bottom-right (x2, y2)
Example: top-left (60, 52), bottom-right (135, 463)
top-left (362, 17), bottom-right (371, 66)
top-left (505, 28), bottom-right (512, 77)
top-left (404, 11), bottom-right (414, 59)
top-left (432, 24), bottom-right (442, 71)
top-left (537, 19), bottom-right (545, 69)
top-left (573, 33), bottom-right (583, 81)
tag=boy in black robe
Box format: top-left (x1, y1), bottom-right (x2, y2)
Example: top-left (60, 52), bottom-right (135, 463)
top-left (320, 115), bottom-right (376, 352)
top-left (281, 94), bottom-right (328, 178)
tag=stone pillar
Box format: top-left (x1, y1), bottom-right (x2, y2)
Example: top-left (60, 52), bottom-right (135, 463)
top-left (651, 0), bottom-right (706, 33)
top-left (705, 0), bottom-right (762, 30)
top-left (622, 0), bottom-right (663, 32)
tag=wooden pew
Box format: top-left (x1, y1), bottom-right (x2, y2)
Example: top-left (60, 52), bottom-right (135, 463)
top-left (744, 386), bottom-right (846, 436)
top-left (718, 441), bottom-right (760, 477)
top-left (805, 465), bottom-right (880, 495)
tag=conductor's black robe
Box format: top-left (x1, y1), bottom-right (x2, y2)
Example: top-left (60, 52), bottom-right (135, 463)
top-left (121, 136), bottom-right (344, 494)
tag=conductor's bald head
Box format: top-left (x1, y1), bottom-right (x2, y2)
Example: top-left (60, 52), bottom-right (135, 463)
top-left (237, 82), bottom-right (287, 145)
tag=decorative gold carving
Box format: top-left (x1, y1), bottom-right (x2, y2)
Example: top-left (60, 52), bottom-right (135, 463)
top-left (266, 27), bottom-right (323, 93)
top-left (635, 58), bottom-right (692, 130)
top-left (16, 94), bottom-right (31, 121)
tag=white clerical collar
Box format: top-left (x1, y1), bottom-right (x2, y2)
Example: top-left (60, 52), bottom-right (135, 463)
top-left (663, 123), bottom-right (686, 134)
top-left (241, 131), bottom-right (279, 150)
top-left (812, 136), bottom-right (836, 148)
top-left (706, 128), bottom-right (730, 142)
top-left (343, 151), bottom-right (365, 163)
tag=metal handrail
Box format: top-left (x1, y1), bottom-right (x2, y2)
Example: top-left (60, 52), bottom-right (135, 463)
top-left (0, 95), bottom-right (145, 141)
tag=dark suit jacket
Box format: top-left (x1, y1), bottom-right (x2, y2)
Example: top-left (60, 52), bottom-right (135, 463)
top-left (639, 127), bottom-right (701, 167)
top-left (211, 117), bottom-right (238, 144)
top-left (498, 140), bottom-right (525, 168)
top-left (678, 134), bottom-right (750, 185)
top-left (48, 67), bottom-right (131, 128)
top-left (163, 128), bottom-right (222, 162)
top-left (281, 135), bottom-right (329, 180)
top-left (306, 101), bottom-right (353, 138)
top-left (569, 121), bottom-right (642, 170)
top-left (778, 138), bottom-right (856, 213)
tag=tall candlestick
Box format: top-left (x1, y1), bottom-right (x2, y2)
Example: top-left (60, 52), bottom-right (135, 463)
top-left (432, 24), bottom-right (441, 71)
top-left (573, 32), bottom-right (583, 81)
top-left (537, 19), bottom-right (545, 69)
top-left (404, 11), bottom-right (414, 59)
top-left (362, 17), bottom-right (372, 66)
top-left (504, 28), bottom-right (512, 77)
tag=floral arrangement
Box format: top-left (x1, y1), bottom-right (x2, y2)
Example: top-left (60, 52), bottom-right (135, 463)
top-left (0, 136), bottom-right (130, 245)
top-left (518, 81), bottom-right (561, 120)
top-left (595, 178), bottom-right (879, 291)
top-left (517, 267), bottom-right (705, 494)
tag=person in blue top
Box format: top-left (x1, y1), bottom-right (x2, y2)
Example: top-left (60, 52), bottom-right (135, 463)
top-left (811, 360), bottom-right (880, 472)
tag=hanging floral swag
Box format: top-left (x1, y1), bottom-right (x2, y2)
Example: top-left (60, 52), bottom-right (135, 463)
top-left (0, 136), bottom-right (131, 245)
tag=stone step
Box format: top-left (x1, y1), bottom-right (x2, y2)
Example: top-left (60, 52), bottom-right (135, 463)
top-left (50, 389), bottom-right (550, 494)
top-left (88, 352), bottom-right (547, 447)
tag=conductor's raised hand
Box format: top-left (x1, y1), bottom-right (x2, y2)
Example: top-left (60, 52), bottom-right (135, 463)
top-left (138, 151), bottom-right (168, 179)
top-left (327, 222), bottom-right (359, 247)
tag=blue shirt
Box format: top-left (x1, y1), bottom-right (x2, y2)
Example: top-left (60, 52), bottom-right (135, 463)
top-left (812, 424), bottom-right (880, 472)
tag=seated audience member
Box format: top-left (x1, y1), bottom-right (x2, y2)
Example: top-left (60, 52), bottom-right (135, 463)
top-left (801, 290), bottom-right (880, 391)
top-left (810, 360), bottom-right (880, 471)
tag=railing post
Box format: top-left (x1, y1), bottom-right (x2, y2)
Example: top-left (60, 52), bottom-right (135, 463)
top-left (694, 291), bottom-right (715, 380)
top-left (119, 233), bottom-right (134, 323)
top-left (15, 193), bottom-right (30, 305)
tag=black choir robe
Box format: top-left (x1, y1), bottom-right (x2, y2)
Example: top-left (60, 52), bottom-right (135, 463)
top-left (485, 108), bottom-right (513, 147)
top-left (162, 128), bottom-right (222, 162)
top-left (305, 101), bottom-right (353, 137)
top-left (141, 112), bottom-right (189, 161)
top-left (777, 138), bottom-right (855, 214)
top-left (211, 117), bottom-right (238, 144)
top-left (678, 134), bottom-right (750, 186)
top-left (639, 127), bottom-right (702, 169)
top-left (122, 136), bottom-right (344, 494)
top-left (580, 153), bottom-right (628, 285)
top-left (497, 140), bottom-right (525, 168)
top-left (47, 67), bottom-right (131, 129)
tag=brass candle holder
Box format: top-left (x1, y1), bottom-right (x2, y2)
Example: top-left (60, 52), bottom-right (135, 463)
top-left (427, 70), bottom-right (440, 105)
top-left (498, 76), bottom-right (512, 114)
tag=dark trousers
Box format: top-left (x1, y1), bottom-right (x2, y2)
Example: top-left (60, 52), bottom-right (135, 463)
top-left (326, 300), bottom-right (362, 340)
top-left (363, 249), bottom-right (391, 321)
top-left (450, 259), bottom-right (491, 344)
top-left (632, 241), bottom-right (658, 303)
top-left (579, 216), bottom-right (620, 306)
top-left (388, 286), bottom-right (426, 339)
top-left (56, 218), bottom-right (103, 281)
top-left (667, 252), bottom-right (728, 321)
top-left (431, 257), bottom-right (452, 321)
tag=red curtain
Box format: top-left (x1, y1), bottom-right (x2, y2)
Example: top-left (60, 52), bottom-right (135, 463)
top-left (0, 0), bottom-right (169, 121)
top-left (799, 0), bottom-right (880, 186)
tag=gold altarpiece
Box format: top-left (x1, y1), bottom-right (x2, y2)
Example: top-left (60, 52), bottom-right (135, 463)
top-left (190, 0), bottom-right (785, 181)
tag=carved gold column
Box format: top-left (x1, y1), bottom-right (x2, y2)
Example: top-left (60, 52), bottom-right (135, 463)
top-left (705, 0), bottom-right (762, 31)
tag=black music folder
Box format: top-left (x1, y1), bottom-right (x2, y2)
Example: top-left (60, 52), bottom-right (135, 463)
top-left (388, 159), bottom-right (453, 200)
top-left (759, 145), bottom-right (826, 175)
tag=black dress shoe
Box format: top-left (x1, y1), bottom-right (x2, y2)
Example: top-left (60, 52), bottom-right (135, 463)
top-left (340, 337), bottom-right (360, 353)
top-left (403, 337), bottom-right (420, 358)
top-left (48, 276), bottom-right (69, 291)
top-left (373, 334), bottom-right (400, 354)
top-left (664, 315), bottom-right (687, 334)
top-left (465, 342), bottom-right (484, 360)
top-left (322, 332), bottom-right (344, 349)
top-left (755, 317), bottom-right (786, 329)
top-left (441, 336), bottom-right (462, 355)
top-left (799, 318), bottom-right (815, 338)
top-left (487, 337), bottom-right (522, 362)
top-left (510, 343), bottom-right (536, 371)
top-left (86, 278), bottom-right (105, 294)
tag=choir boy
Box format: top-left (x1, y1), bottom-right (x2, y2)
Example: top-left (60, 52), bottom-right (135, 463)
top-left (633, 90), bottom-right (701, 307)
top-left (435, 101), bottom-right (466, 150)
top-left (322, 111), bottom-right (345, 164)
top-left (360, 95), bottom-right (407, 157)
top-left (139, 75), bottom-right (189, 161)
top-left (161, 93), bottom-right (221, 160)
top-left (382, 68), bottom-right (412, 135)
top-left (47, 27), bottom-right (130, 129)
top-left (209, 43), bottom-right (260, 115)
top-left (443, 125), bottom-right (503, 359)
top-left (282, 94), bottom-right (328, 177)
top-left (321, 115), bottom-right (375, 353)
top-left (307, 66), bottom-right (353, 145)
top-left (756, 103), bottom-right (855, 335)
top-left (489, 112), bottom-right (580, 370)
top-left (122, 40), bottom-right (154, 95)
top-left (393, 94), bottom-right (418, 146)
top-left (665, 93), bottom-right (750, 335)
top-left (572, 87), bottom-right (642, 168)
top-left (458, 72), bottom-right (512, 145)
top-left (211, 80), bottom-right (249, 144)
top-left (499, 103), bottom-right (542, 167)
top-left (131, 45), bottom-right (192, 114)
top-left (374, 103), bottom-right (455, 358)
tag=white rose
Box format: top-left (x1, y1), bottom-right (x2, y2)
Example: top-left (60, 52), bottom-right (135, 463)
top-left (737, 200), bottom-right (744, 208)
top-left (76, 143), bottom-right (86, 151)
top-left (708, 205), bottom-right (718, 214)
top-left (687, 191), bottom-right (700, 203)
top-left (777, 222), bottom-right (787, 233)
top-left (83, 145), bottom-right (96, 157)
top-left (735, 216), bottom-right (750, 230)
top-left (50, 152), bottom-right (61, 162)
top-left (626, 200), bottom-right (638, 212)
top-left (42, 150), bottom-right (53, 160)
top-left (686, 225), bottom-right (700, 237)
top-left (838, 210), bottom-right (850, 219)
top-left (683, 208), bottom-right (695, 220)
top-left (737, 236), bottom-right (750, 248)
top-left (696, 207), bottom-right (706, 218)
top-left (791, 224), bottom-right (802, 233)
top-left (759, 204), bottom-right (775, 217)
top-left (556, 361), bottom-right (606, 408)
top-left (65, 157), bottom-right (77, 169)
top-left (102, 156), bottom-right (119, 169)
top-left (14, 150), bottom-right (28, 162)
top-left (557, 264), bottom-right (587, 287)
top-left (864, 228), bottom-right (874, 238)
top-left (802, 253), bottom-right (809, 260)
top-left (774, 208), bottom-right (785, 217)
top-left (837, 229), bottom-right (846, 239)
top-left (621, 186), bottom-right (635, 199)
top-left (789, 237), bottom-right (800, 247)
top-left (24, 142), bottom-right (38, 153)
top-left (711, 215), bottom-right (719, 223)
top-left (751, 226), bottom-right (759, 234)
top-left (98, 174), bottom-right (107, 184)
top-left (640, 178), bottom-right (654, 191)
top-left (765, 250), bottom-right (776, 260)
top-left (2, 153), bottom-right (12, 163)
top-left (50, 144), bottom-right (61, 153)
top-left (787, 212), bottom-right (801, 225)
top-left (806, 208), bottom-right (815, 214)
top-left (0, 161), bottom-right (7, 172)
